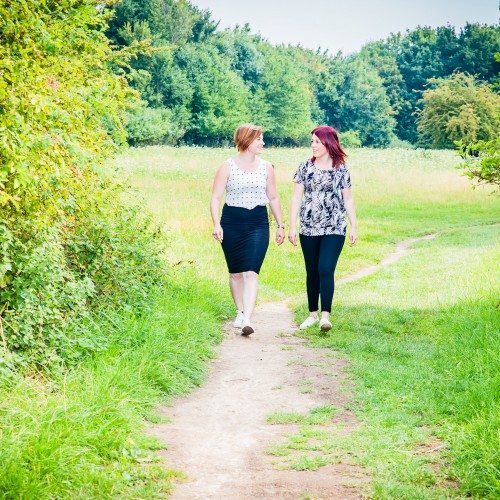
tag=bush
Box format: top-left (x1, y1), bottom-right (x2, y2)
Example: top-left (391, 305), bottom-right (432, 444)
top-left (339, 130), bottom-right (363, 148)
top-left (456, 137), bottom-right (500, 189)
top-left (417, 73), bottom-right (500, 149)
top-left (0, 1), bottom-right (167, 370)
top-left (126, 104), bottom-right (186, 146)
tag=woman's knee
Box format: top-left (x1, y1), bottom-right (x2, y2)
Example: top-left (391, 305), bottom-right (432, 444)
top-left (318, 265), bottom-right (333, 279)
top-left (242, 270), bottom-right (258, 281)
top-left (230, 272), bottom-right (243, 281)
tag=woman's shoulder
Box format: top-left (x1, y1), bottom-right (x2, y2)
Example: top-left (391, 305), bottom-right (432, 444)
top-left (299, 158), bottom-right (312, 168)
top-left (216, 159), bottom-right (232, 175)
top-left (260, 158), bottom-right (274, 173)
top-left (335, 162), bottom-right (349, 173)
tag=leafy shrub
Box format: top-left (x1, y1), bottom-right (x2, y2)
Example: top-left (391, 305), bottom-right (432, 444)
top-left (456, 137), bottom-right (500, 189)
top-left (126, 104), bottom-right (185, 146)
top-left (0, 1), bottom-right (167, 369)
top-left (417, 73), bottom-right (500, 149)
top-left (339, 130), bottom-right (363, 148)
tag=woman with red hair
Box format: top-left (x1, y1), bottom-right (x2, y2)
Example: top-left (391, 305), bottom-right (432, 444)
top-left (288, 125), bottom-right (358, 332)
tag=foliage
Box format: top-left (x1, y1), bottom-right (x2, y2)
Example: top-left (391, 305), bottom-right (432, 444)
top-left (175, 43), bottom-right (250, 144)
top-left (456, 138), bottom-right (500, 188)
top-left (357, 37), bottom-right (413, 141)
top-left (0, 270), bottom-right (232, 497)
top-left (106, 2), bottom-right (499, 147)
top-left (316, 57), bottom-right (396, 147)
top-left (339, 130), bottom-right (362, 148)
top-left (126, 103), bottom-right (185, 145)
top-left (360, 24), bottom-right (500, 143)
top-left (417, 73), bottom-right (500, 149)
top-left (107, 0), bottom-right (202, 46)
top-left (213, 27), bottom-right (265, 92)
top-left (0, 0), bottom-right (166, 368)
top-left (252, 45), bottom-right (313, 144)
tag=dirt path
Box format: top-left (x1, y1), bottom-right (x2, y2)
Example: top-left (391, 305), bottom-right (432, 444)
top-left (148, 234), bottom-right (435, 499)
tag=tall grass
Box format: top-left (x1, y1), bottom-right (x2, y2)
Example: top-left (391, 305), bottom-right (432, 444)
top-left (118, 146), bottom-right (499, 300)
top-left (0, 269), bottom-right (232, 498)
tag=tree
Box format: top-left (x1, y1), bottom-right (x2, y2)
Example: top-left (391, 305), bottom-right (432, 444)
top-left (107, 0), bottom-right (199, 46)
top-left (457, 23), bottom-right (500, 83)
top-left (253, 46), bottom-right (313, 144)
top-left (358, 38), bottom-right (410, 141)
top-left (315, 57), bottom-right (395, 147)
top-left (417, 73), bottom-right (500, 149)
top-left (175, 44), bottom-right (250, 143)
top-left (212, 28), bottom-right (265, 92)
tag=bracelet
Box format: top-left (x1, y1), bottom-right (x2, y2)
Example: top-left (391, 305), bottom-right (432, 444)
top-left (276, 223), bottom-right (285, 229)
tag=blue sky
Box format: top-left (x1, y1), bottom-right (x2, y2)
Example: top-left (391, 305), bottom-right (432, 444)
top-left (190, 0), bottom-right (499, 54)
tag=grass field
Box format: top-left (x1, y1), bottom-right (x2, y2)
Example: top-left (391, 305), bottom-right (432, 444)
top-left (118, 146), bottom-right (498, 300)
top-left (118, 146), bottom-right (499, 497)
top-left (1, 146), bottom-right (498, 498)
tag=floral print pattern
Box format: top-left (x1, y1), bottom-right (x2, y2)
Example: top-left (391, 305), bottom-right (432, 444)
top-left (293, 159), bottom-right (351, 236)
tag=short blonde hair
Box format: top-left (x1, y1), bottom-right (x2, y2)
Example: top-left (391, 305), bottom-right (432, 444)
top-left (234, 123), bottom-right (263, 152)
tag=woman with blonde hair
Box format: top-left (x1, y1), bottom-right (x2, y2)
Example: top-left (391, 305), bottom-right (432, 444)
top-left (210, 124), bottom-right (285, 335)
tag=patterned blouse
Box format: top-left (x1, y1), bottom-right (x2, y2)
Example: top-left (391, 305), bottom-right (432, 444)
top-left (293, 159), bottom-right (352, 236)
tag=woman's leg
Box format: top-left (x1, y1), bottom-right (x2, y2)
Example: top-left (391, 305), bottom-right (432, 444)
top-left (299, 234), bottom-right (321, 315)
top-left (318, 235), bottom-right (345, 317)
top-left (229, 273), bottom-right (244, 312)
top-left (242, 271), bottom-right (258, 323)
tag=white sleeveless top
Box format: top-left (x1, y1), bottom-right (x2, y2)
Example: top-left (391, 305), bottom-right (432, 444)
top-left (225, 157), bottom-right (269, 209)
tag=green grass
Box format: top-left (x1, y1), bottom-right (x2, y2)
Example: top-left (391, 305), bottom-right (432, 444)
top-left (0, 268), bottom-right (232, 498)
top-left (267, 405), bottom-right (338, 425)
top-left (116, 146), bottom-right (499, 301)
top-left (265, 409), bottom-right (347, 472)
top-left (296, 224), bottom-right (500, 497)
top-left (2, 146), bottom-right (498, 497)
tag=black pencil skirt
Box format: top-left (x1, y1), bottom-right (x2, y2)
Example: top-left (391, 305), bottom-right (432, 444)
top-left (220, 204), bottom-right (269, 274)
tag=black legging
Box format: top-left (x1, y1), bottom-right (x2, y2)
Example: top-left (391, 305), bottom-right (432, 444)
top-left (299, 234), bottom-right (345, 313)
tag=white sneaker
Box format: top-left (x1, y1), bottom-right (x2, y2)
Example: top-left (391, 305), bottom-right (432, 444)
top-left (233, 310), bottom-right (244, 328)
top-left (319, 318), bottom-right (332, 332)
top-left (299, 316), bottom-right (318, 330)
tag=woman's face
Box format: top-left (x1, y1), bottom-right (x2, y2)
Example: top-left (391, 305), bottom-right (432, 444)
top-left (248, 134), bottom-right (264, 154)
top-left (311, 134), bottom-right (327, 158)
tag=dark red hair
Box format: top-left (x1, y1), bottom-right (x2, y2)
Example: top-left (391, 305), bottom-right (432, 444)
top-left (310, 125), bottom-right (347, 168)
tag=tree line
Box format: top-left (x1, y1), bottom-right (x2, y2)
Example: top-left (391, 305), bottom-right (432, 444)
top-left (106, 0), bottom-right (500, 148)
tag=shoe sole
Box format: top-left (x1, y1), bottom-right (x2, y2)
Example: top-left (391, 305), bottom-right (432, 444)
top-left (320, 323), bottom-right (332, 332)
top-left (300, 322), bottom-right (318, 330)
top-left (241, 325), bottom-right (254, 336)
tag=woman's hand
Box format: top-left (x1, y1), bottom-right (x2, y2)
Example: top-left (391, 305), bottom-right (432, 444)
top-left (276, 227), bottom-right (285, 245)
top-left (212, 224), bottom-right (223, 242)
top-left (288, 228), bottom-right (298, 246)
top-left (349, 226), bottom-right (357, 246)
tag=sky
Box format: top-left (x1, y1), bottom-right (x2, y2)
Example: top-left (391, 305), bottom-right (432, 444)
top-left (190, 0), bottom-right (499, 54)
